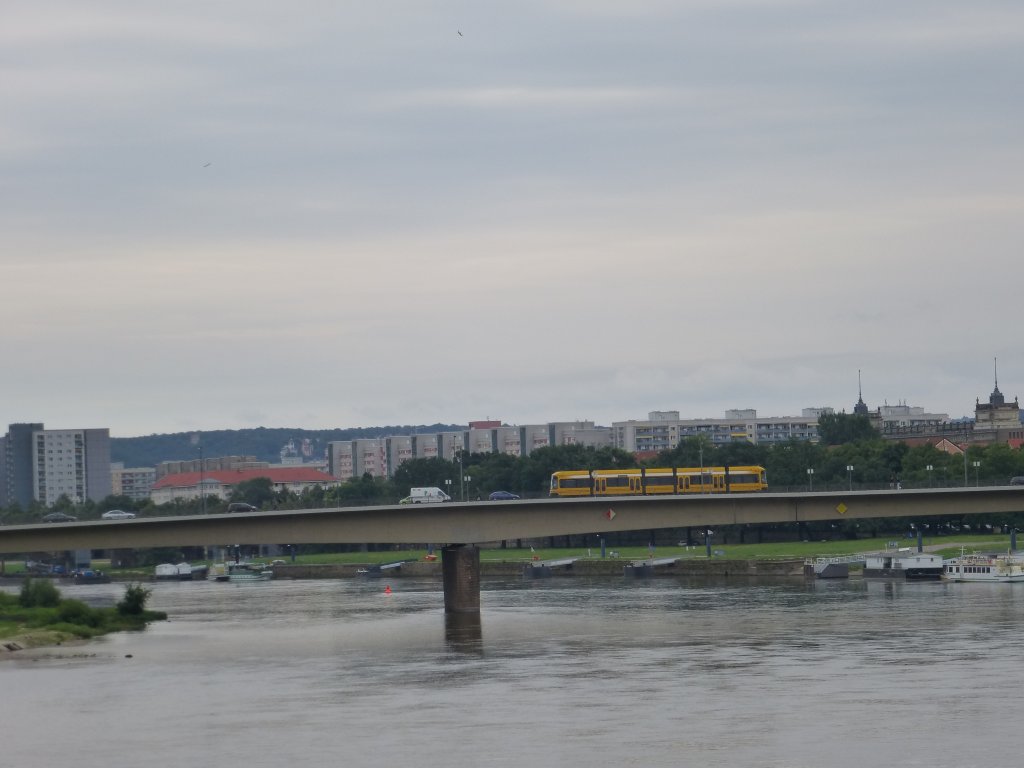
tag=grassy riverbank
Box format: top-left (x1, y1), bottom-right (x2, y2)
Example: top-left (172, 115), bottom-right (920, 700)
top-left (1, 535), bottom-right (1011, 582)
top-left (257, 535), bottom-right (1013, 565)
top-left (0, 581), bottom-right (166, 654)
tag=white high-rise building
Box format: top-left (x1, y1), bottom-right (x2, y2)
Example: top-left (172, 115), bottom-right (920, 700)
top-left (31, 427), bottom-right (112, 506)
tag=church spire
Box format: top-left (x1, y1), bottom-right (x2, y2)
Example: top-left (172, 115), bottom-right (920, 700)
top-left (990, 357), bottom-right (1005, 406)
top-left (854, 369), bottom-right (868, 415)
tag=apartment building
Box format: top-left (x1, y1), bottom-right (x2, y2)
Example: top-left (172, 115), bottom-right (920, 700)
top-left (325, 421), bottom-right (612, 481)
top-left (1, 423), bottom-right (111, 507)
top-left (612, 410), bottom-right (821, 453)
top-left (111, 462), bottom-right (157, 502)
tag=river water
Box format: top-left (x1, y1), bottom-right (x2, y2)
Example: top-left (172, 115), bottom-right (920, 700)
top-left (2, 574), bottom-right (1021, 767)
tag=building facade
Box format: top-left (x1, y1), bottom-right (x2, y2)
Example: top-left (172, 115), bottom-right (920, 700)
top-left (150, 466), bottom-right (339, 504)
top-left (111, 463), bottom-right (158, 502)
top-left (32, 428), bottom-right (112, 506)
top-left (325, 421), bottom-right (612, 481)
top-left (612, 411), bottom-right (820, 453)
top-left (1, 423), bottom-right (112, 507)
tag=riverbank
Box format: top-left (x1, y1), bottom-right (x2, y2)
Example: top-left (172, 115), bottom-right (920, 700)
top-left (267, 556), bottom-right (808, 579)
top-left (0, 581), bottom-right (165, 658)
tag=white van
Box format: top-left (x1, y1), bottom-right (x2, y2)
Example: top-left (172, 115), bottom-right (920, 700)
top-left (401, 487), bottom-right (452, 504)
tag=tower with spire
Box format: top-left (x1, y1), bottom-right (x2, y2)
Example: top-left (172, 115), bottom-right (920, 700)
top-left (853, 370), bottom-right (869, 416)
top-left (974, 357), bottom-right (1019, 439)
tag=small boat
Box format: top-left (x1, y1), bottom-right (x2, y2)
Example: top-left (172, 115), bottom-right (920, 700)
top-left (942, 550), bottom-right (1024, 583)
top-left (155, 562), bottom-right (194, 581)
top-left (73, 569), bottom-right (111, 584)
top-left (217, 562), bottom-right (273, 583)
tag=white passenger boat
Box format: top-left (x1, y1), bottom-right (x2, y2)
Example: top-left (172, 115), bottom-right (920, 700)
top-left (227, 562), bottom-right (273, 583)
top-left (209, 561), bottom-right (273, 582)
top-left (942, 551), bottom-right (1024, 583)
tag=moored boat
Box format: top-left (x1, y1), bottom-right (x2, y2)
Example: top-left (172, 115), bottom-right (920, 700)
top-left (72, 569), bottom-right (111, 584)
top-left (222, 562), bottom-right (273, 583)
top-left (942, 551), bottom-right (1024, 583)
top-left (863, 550), bottom-right (944, 580)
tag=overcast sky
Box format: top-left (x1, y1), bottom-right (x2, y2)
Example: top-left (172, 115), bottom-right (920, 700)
top-left (3, 1), bottom-right (1023, 437)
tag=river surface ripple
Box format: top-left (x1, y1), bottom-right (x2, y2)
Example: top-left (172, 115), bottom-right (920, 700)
top-left (2, 576), bottom-right (1021, 768)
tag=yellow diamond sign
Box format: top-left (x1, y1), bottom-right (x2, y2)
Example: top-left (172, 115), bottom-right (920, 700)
top-left (836, 502), bottom-right (848, 515)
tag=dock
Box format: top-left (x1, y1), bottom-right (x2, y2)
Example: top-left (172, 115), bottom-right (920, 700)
top-left (522, 557), bottom-right (579, 579)
top-left (357, 561), bottom-right (407, 578)
top-left (804, 554), bottom-right (868, 579)
top-left (624, 557), bottom-right (681, 577)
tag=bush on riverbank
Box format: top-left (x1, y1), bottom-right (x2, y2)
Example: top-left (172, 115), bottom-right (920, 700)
top-left (1, 580), bottom-right (167, 643)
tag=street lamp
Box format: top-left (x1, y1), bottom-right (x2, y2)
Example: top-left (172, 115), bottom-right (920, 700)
top-left (698, 438), bottom-right (708, 494)
top-left (199, 444), bottom-right (206, 514)
top-left (962, 437), bottom-right (969, 486)
top-left (806, 468), bottom-right (814, 492)
top-left (444, 478), bottom-right (453, 499)
top-left (926, 464), bottom-right (934, 488)
top-left (973, 460), bottom-right (981, 487)
top-left (455, 449), bottom-right (466, 500)
top-left (846, 465), bottom-right (854, 492)
top-left (464, 475), bottom-right (472, 501)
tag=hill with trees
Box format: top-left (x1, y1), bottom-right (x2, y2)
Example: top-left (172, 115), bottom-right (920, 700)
top-left (110, 425), bottom-right (464, 467)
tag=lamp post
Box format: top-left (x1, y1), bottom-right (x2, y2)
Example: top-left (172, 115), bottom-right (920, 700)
top-left (962, 436), bottom-right (969, 487)
top-left (456, 449), bottom-right (465, 501)
top-left (199, 444), bottom-right (206, 515)
top-left (846, 465), bottom-right (854, 492)
top-left (464, 475), bottom-right (472, 501)
top-left (926, 464), bottom-right (933, 488)
top-left (973, 460), bottom-right (981, 487)
top-left (806, 468), bottom-right (814, 492)
top-left (698, 439), bottom-right (706, 494)
top-left (444, 478), bottom-right (452, 499)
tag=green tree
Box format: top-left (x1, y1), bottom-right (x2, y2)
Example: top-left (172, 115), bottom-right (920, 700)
top-left (117, 583), bottom-right (152, 615)
top-left (519, 445), bottom-right (638, 493)
top-left (391, 458), bottom-right (456, 491)
top-left (19, 578), bottom-right (61, 608)
top-left (652, 435), bottom-right (715, 469)
top-left (230, 477), bottom-right (275, 507)
top-left (817, 413), bottom-right (878, 445)
top-left (462, 452), bottom-right (523, 496)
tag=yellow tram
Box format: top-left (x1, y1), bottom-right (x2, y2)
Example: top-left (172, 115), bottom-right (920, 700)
top-left (549, 465), bottom-right (768, 497)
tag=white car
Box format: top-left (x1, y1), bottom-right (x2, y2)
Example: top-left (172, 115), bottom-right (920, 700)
top-left (101, 510), bottom-right (137, 520)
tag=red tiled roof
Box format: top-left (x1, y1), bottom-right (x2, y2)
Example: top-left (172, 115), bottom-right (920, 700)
top-left (152, 467), bottom-right (337, 490)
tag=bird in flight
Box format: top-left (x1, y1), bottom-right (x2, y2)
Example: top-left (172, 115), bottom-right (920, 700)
top-left (203, 162), bottom-right (212, 167)
top-left (457, 30), bottom-right (463, 36)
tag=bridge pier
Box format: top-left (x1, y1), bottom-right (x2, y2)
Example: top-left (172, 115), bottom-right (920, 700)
top-left (442, 544), bottom-right (480, 613)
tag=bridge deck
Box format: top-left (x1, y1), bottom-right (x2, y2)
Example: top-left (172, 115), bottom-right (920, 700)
top-left (3, 487), bottom-right (1024, 554)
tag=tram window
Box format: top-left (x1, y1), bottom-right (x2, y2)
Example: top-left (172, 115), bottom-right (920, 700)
top-left (605, 476), bottom-right (630, 488)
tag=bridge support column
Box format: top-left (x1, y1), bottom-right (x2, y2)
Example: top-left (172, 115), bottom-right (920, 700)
top-left (442, 544), bottom-right (480, 613)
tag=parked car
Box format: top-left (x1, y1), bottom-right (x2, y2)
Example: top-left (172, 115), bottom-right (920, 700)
top-left (227, 502), bottom-right (258, 513)
top-left (1010, 476), bottom-right (1024, 486)
top-left (42, 512), bottom-right (77, 523)
top-left (101, 509), bottom-right (137, 520)
top-left (488, 490), bottom-right (520, 501)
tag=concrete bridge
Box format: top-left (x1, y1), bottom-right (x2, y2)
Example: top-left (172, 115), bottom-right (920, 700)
top-left (4, 486), bottom-right (1024, 612)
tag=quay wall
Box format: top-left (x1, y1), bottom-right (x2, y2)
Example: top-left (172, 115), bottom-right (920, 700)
top-left (270, 558), bottom-right (806, 579)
